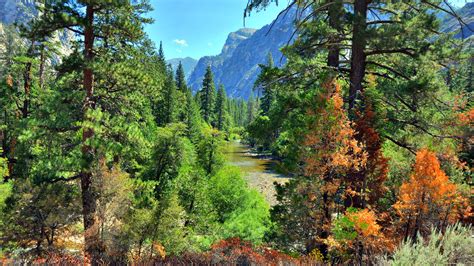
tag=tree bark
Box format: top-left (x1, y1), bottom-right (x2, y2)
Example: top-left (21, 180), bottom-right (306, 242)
top-left (22, 41), bottom-right (34, 119)
top-left (327, 0), bottom-right (343, 69)
top-left (348, 0), bottom-right (369, 111)
top-left (38, 44), bottom-right (46, 89)
top-left (80, 4), bottom-right (102, 263)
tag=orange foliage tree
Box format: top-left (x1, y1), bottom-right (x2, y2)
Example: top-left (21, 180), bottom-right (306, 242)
top-left (394, 149), bottom-right (468, 240)
top-left (302, 79), bottom-right (367, 257)
top-left (351, 102), bottom-right (389, 209)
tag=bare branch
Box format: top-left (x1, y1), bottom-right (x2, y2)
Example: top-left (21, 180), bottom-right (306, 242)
top-left (383, 135), bottom-right (417, 155)
top-left (366, 48), bottom-right (417, 57)
top-left (366, 61), bottom-right (411, 80)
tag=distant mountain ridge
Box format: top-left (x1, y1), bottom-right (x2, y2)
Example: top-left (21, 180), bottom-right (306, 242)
top-left (167, 57), bottom-right (198, 79)
top-left (0, 0), bottom-right (37, 25)
top-left (188, 10), bottom-right (297, 99)
top-left (440, 2), bottom-right (474, 39)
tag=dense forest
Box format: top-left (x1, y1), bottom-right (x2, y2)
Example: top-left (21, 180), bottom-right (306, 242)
top-left (0, 0), bottom-right (472, 265)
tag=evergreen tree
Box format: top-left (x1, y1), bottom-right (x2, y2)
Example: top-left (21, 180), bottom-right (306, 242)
top-left (184, 90), bottom-right (202, 141)
top-left (175, 61), bottom-right (187, 91)
top-left (260, 52), bottom-right (275, 116)
top-left (26, 0), bottom-right (155, 260)
top-left (214, 84), bottom-right (228, 131)
top-left (161, 64), bottom-right (178, 125)
top-left (200, 66), bottom-right (216, 124)
top-left (247, 92), bottom-right (256, 124)
top-left (158, 41), bottom-right (165, 62)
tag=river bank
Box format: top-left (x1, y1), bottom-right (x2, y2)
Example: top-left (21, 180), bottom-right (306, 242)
top-left (224, 141), bottom-right (290, 206)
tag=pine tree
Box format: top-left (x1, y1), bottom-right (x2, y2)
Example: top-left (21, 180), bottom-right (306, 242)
top-left (175, 61), bottom-right (187, 91)
top-left (214, 84), bottom-right (228, 131)
top-left (184, 90), bottom-right (202, 141)
top-left (163, 64), bottom-right (177, 124)
top-left (247, 92), bottom-right (256, 124)
top-left (260, 52), bottom-right (275, 116)
top-left (28, 1), bottom-right (154, 260)
top-left (200, 66), bottom-right (216, 124)
top-left (158, 41), bottom-right (165, 62)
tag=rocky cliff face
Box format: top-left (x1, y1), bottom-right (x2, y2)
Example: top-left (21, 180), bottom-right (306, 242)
top-left (166, 57), bottom-right (198, 79)
top-left (440, 3), bottom-right (474, 39)
top-left (0, 0), bottom-right (74, 62)
top-left (188, 11), bottom-right (296, 99)
top-left (0, 0), bottom-right (37, 25)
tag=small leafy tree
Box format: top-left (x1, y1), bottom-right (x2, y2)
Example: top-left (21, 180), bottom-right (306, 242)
top-left (209, 166), bottom-right (270, 244)
top-left (1, 180), bottom-right (81, 256)
top-left (302, 79), bottom-right (367, 256)
top-left (394, 149), bottom-right (468, 240)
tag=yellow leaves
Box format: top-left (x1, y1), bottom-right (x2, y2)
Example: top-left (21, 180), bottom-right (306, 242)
top-left (347, 209), bottom-right (381, 238)
top-left (308, 248), bottom-right (324, 262)
top-left (6, 74), bottom-right (13, 87)
top-left (324, 235), bottom-right (342, 250)
top-left (153, 242), bottom-right (166, 259)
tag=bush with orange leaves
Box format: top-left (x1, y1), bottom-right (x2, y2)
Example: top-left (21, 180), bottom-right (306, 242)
top-left (208, 238), bottom-right (297, 265)
top-left (394, 149), bottom-right (470, 241)
top-left (331, 208), bottom-right (391, 264)
top-left (144, 238), bottom-right (303, 265)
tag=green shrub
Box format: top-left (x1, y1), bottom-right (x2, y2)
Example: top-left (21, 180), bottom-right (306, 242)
top-left (209, 166), bottom-right (271, 244)
top-left (380, 223), bottom-right (473, 265)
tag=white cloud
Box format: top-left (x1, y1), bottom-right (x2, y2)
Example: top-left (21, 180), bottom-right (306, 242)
top-left (173, 39), bottom-right (188, 47)
top-left (207, 42), bottom-right (213, 47)
top-left (176, 49), bottom-right (182, 53)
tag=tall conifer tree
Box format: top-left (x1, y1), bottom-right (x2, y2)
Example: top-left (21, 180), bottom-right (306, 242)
top-left (214, 84), bottom-right (227, 131)
top-left (200, 66), bottom-right (216, 124)
top-left (175, 61), bottom-right (187, 91)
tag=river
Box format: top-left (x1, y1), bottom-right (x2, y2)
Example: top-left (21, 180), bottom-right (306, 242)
top-left (224, 141), bottom-right (290, 206)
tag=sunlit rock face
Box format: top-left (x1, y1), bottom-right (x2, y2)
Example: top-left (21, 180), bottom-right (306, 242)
top-left (188, 8), bottom-right (298, 100)
top-left (439, 3), bottom-right (474, 39)
top-left (0, 0), bottom-right (37, 24)
top-left (0, 0), bottom-right (74, 63)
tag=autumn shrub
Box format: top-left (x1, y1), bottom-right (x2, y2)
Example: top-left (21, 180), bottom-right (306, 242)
top-left (394, 149), bottom-right (469, 240)
top-left (330, 207), bottom-right (389, 264)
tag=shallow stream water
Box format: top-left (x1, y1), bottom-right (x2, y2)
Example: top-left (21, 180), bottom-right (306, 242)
top-left (224, 141), bottom-right (290, 205)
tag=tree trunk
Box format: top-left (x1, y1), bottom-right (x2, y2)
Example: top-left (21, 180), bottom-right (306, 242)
top-left (403, 215), bottom-right (412, 242)
top-left (348, 0), bottom-right (369, 111)
top-left (80, 4), bottom-right (102, 263)
top-left (39, 44), bottom-right (46, 89)
top-left (346, 0), bottom-right (369, 211)
top-left (22, 43), bottom-right (34, 119)
top-left (314, 190), bottom-right (330, 259)
top-left (327, 0), bottom-right (343, 69)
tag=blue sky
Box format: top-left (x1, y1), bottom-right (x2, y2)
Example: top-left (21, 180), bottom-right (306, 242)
top-left (144, 0), bottom-right (287, 60)
top-left (144, 0), bottom-right (472, 60)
